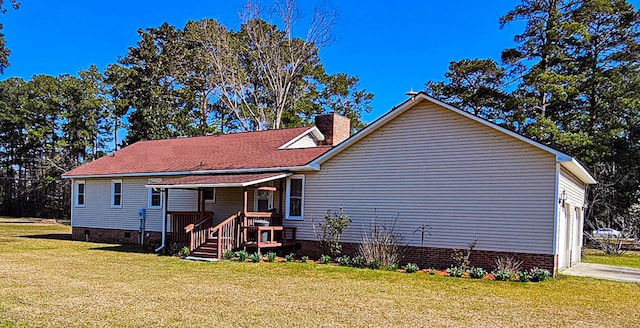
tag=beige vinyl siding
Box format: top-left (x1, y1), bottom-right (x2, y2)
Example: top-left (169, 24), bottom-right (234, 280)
top-left (73, 178), bottom-right (163, 231)
top-left (559, 168), bottom-right (586, 208)
top-left (288, 101), bottom-right (558, 254)
top-left (205, 187), bottom-right (244, 223)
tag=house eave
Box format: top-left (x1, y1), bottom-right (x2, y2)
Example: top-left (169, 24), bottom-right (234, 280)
top-left (145, 173), bottom-right (293, 189)
top-left (62, 165), bottom-right (319, 179)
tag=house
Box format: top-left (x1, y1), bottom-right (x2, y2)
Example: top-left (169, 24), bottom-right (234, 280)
top-left (62, 92), bottom-right (596, 272)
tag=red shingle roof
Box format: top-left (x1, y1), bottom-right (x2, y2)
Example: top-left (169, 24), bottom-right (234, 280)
top-left (63, 127), bottom-right (330, 177)
top-left (149, 173), bottom-right (290, 188)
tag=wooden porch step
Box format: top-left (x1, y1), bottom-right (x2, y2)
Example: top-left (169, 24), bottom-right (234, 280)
top-left (188, 239), bottom-right (219, 260)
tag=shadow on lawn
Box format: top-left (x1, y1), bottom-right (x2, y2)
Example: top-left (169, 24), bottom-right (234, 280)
top-left (89, 245), bottom-right (151, 254)
top-left (21, 233), bottom-right (72, 241)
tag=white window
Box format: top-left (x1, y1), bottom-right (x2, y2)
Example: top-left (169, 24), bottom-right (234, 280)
top-left (204, 188), bottom-right (216, 203)
top-left (148, 178), bottom-right (162, 209)
top-left (111, 179), bottom-right (122, 208)
top-left (285, 175), bottom-right (304, 220)
top-left (75, 180), bottom-right (85, 207)
top-left (254, 189), bottom-right (274, 212)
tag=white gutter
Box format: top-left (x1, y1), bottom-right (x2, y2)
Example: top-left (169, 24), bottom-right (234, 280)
top-left (155, 189), bottom-right (168, 253)
top-left (62, 165), bottom-right (318, 179)
top-left (145, 173), bottom-right (292, 190)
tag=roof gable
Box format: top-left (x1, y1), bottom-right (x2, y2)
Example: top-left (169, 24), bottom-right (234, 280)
top-left (312, 92), bottom-right (596, 184)
top-left (63, 127), bottom-right (330, 178)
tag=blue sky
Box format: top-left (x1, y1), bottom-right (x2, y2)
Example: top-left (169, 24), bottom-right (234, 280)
top-left (4, 1), bottom-right (638, 123)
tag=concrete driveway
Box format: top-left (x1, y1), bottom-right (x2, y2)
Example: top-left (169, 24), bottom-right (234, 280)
top-left (561, 263), bottom-right (640, 283)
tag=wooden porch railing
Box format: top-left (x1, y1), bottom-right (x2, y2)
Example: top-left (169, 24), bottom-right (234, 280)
top-left (169, 211), bottom-right (213, 243)
top-left (184, 212), bottom-right (214, 252)
top-left (211, 212), bottom-right (243, 259)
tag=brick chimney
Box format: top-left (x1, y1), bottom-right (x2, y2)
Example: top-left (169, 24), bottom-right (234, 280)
top-left (315, 112), bottom-right (351, 146)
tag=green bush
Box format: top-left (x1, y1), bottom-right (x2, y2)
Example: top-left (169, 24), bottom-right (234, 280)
top-left (249, 252), bottom-right (262, 263)
top-left (335, 255), bottom-right (351, 266)
top-left (266, 251), bottom-right (276, 262)
top-left (367, 259), bottom-right (381, 270)
top-left (447, 266), bottom-right (464, 278)
top-left (350, 256), bottom-right (366, 268)
top-left (178, 246), bottom-right (190, 257)
top-left (285, 253), bottom-right (295, 262)
top-left (386, 264), bottom-right (398, 271)
top-left (319, 254), bottom-right (332, 264)
top-left (301, 256), bottom-right (309, 263)
top-left (518, 271), bottom-right (530, 282)
top-left (493, 269), bottom-right (511, 281)
top-left (234, 250), bottom-right (249, 262)
top-left (404, 263), bottom-right (419, 273)
top-left (223, 250), bottom-right (235, 260)
top-left (529, 267), bottom-right (551, 282)
top-left (467, 267), bottom-right (486, 279)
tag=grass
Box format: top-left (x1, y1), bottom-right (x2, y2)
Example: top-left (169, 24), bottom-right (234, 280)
top-left (1, 218), bottom-right (639, 327)
top-left (582, 248), bottom-right (640, 269)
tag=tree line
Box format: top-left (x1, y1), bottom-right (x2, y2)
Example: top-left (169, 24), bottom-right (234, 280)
top-left (425, 0), bottom-right (640, 237)
top-left (0, 1), bottom-right (373, 218)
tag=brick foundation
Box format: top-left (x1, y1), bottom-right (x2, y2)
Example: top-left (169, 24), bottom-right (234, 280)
top-left (72, 227), bottom-right (162, 245)
top-left (297, 240), bottom-right (557, 273)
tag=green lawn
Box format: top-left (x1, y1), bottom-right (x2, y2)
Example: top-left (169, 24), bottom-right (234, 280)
top-left (582, 248), bottom-right (640, 268)
top-left (1, 219), bottom-right (639, 327)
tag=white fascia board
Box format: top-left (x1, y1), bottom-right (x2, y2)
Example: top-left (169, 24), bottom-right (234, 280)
top-left (278, 126), bottom-right (325, 150)
top-left (559, 158), bottom-right (597, 184)
top-left (63, 165), bottom-right (318, 179)
top-left (145, 173), bottom-right (293, 189)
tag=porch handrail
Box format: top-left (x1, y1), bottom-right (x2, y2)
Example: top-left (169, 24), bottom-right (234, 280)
top-left (210, 211), bottom-right (243, 259)
top-left (184, 212), bottom-right (214, 251)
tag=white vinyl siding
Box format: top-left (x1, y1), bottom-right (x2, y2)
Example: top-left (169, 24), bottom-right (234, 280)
top-left (287, 101), bottom-right (558, 254)
top-left (286, 134), bottom-right (318, 149)
top-left (111, 180), bottom-right (122, 208)
top-left (74, 180), bottom-right (85, 207)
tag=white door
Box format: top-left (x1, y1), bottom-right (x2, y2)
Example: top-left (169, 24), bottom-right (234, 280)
top-left (570, 207), bottom-right (581, 265)
top-left (557, 205), bottom-right (569, 269)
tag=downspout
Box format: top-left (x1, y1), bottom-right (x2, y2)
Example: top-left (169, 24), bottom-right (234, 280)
top-left (552, 163), bottom-right (560, 273)
top-left (155, 189), bottom-right (168, 253)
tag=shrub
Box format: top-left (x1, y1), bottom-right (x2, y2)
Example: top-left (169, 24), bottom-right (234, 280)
top-left (447, 266), bottom-right (464, 278)
top-left (313, 208), bottom-right (352, 257)
top-left (529, 267), bottom-right (551, 282)
top-left (467, 267), bottom-right (486, 279)
top-left (249, 252), bottom-right (262, 263)
top-left (367, 259), bottom-right (382, 270)
top-left (429, 268), bottom-right (436, 275)
top-left (266, 251), bottom-right (276, 262)
top-left (350, 256), bottom-right (366, 268)
top-left (404, 263), bottom-right (419, 273)
top-left (518, 271), bottom-right (530, 282)
top-left (223, 250), bottom-right (235, 260)
top-left (358, 215), bottom-right (406, 269)
top-left (493, 269), bottom-right (511, 281)
top-left (494, 256), bottom-right (523, 279)
top-left (285, 253), bottom-right (295, 262)
top-left (234, 250), bottom-right (248, 262)
top-left (386, 264), bottom-right (398, 271)
top-left (335, 255), bottom-right (351, 266)
top-left (451, 239), bottom-right (478, 270)
top-left (178, 246), bottom-right (190, 257)
top-left (319, 254), bottom-right (332, 264)
top-left (300, 256), bottom-right (309, 263)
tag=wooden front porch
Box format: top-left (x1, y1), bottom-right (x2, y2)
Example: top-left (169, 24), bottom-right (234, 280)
top-left (164, 181), bottom-right (295, 259)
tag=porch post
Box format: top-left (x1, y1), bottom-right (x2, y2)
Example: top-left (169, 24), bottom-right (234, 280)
top-left (243, 187), bottom-right (248, 227)
top-left (199, 188), bottom-right (205, 218)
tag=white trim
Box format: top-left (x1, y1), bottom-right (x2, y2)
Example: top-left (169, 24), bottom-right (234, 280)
top-left (111, 179), bottom-right (123, 208)
top-left (147, 178), bottom-right (163, 209)
top-left (204, 188), bottom-right (216, 203)
top-left (254, 188), bottom-right (274, 211)
top-left (310, 92), bottom-right (596, 185)
top-left (74, 180), bottom-right (86, 207)
top-left (64, 166), bottom-right (316, 179)
top-left (285, 174), bottom-right (305, 220)
top-left (552, 163), bottom-right (560, 257)
top-left (145, 173), bottom-right (293, 190)
top-left (278, 126), bottom-right (325, 149)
